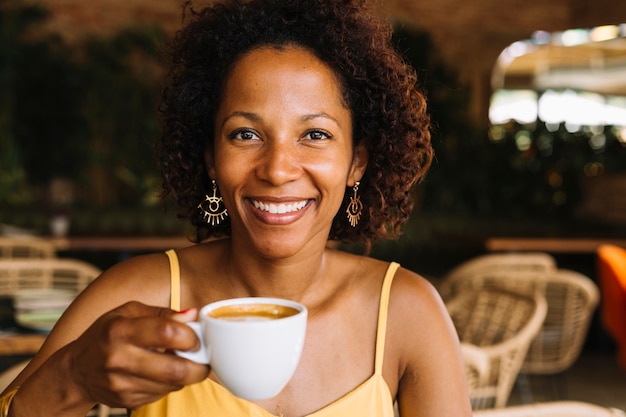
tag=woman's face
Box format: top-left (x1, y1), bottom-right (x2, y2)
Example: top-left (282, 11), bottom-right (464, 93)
top-left (209, 46), bottom-right (367, 258)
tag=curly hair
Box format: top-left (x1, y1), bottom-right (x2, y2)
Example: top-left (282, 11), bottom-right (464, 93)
top-left (158, 0), bottom-right (433, 248)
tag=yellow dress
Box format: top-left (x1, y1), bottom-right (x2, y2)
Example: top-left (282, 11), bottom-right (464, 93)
top-left (132, 250), bottom-right (399, 417)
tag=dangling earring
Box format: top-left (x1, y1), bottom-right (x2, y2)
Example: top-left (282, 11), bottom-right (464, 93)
top-left (198, 180), bottom-right (229, 226)
top-left (346, 181), bottom-right (363, 227)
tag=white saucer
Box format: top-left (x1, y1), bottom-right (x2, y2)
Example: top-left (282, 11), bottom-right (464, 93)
top-left (12, 288), bottom-right (74, 311)
top-left (15, 310), bottom-right (64, 332)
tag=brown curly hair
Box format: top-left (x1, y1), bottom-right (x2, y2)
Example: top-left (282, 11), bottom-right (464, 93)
top-left (158, 0), bottom-right (433, 248)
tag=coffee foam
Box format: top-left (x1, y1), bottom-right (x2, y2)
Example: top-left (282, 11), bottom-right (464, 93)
top-left (208, 303), bottom-right (299, 321)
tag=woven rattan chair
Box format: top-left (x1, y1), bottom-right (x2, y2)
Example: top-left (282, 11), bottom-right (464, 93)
top-left (461, 343), bottom-right (491, 391)
top-left (446, 288), bottom-right (547, 409)
top-left (0, 237), bottom-right (56, 259)
top-left (596, 244), bottom-right (626, 370)
top-left (438, 252), bottom-right (557, 300)
top-left (442, 269), bottom-right (599, 375)
top-left (0, 258), bottom-right (101, 296)
top-left (473, 401), bottom-right (626, 417)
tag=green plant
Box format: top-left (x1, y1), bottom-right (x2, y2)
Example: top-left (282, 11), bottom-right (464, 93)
top-left (0, 0), bottom-right (165, 211)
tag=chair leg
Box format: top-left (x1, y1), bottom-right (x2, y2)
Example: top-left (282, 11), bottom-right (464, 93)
top-left (516, 372), bottom-right (569, 403)
top-left (515, 372), bottom-right (534, 404)
top-left (550, 372), bottom-right (568, 400)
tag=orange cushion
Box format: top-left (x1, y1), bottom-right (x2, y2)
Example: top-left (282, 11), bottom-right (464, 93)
top-left (597, 244), bottom-right (626, 368)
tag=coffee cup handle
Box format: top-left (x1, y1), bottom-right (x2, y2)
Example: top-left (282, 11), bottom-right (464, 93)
top-left (174, 321), bottom-right (210, 365)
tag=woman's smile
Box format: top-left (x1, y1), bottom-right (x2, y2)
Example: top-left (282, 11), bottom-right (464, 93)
top-left (247, 198), bottom-right (313, 226)
top-left (251, 199), bottom-right (309, 214)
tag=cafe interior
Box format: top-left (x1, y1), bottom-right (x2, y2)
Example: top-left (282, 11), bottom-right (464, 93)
top-left (1, 0), bottom-right (626, 415)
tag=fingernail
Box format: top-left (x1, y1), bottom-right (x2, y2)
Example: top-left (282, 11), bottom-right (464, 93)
top-left (178, 308), bottom-right (193, 314)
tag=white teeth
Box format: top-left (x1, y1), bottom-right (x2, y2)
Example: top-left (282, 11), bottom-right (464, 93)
top-left (253, 200), bottom-right (307, 214)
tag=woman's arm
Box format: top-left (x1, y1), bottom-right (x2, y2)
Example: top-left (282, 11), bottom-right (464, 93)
top-left (389, 269), bottom-right (472, 417)
top-left (3, 254), bottom-right (209, 416)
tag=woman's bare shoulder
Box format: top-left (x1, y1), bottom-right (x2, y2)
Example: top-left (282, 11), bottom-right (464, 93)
top-left (93, 252), bottom-right (172, 293)
top-left (383, 264), bottom-right (455, 360)
top-left (386, 265), bottom-right (454, 351)
top-left (67, 251), bottom-right (177, 319)
top-left (342, 255), bottom-right (440, 301)
top-left (389, 266), bottom-right (444, 312)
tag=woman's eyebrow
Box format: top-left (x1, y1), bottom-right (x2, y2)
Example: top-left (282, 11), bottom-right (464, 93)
top-left (301, 112), bottom-right (341, 127)
top-left (220, 111), bottom-right (261, 128)
top-left (221, 111), bottom-right (342, 128)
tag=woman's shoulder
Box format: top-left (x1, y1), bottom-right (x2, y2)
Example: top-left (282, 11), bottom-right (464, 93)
top-left (98, 241), bottom-right (224, 290)
top-left (366, 262), bottom-right (450, 347)
top-left (336, 251), bottom-right (439, 300)
top-left (100, 240), bottom-right (222, 285)
top-left (330, 250), bottom-right (441, 306)
top-left (390, 264), bottom-right (442, 305)
top-left (81, 251), bottom-right (174, 306)
top-left (386, 263), bottom-right (448, 328)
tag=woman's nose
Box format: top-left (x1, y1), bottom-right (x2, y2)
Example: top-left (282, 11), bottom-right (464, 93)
top-left (255, 140), bottom-right (302, 185)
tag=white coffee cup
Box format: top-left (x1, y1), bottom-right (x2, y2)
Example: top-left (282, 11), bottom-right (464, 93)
top-left (176, 297), bottom-right (307, 400)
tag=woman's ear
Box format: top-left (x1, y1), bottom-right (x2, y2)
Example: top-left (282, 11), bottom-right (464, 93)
top-left (348, 143), bottom-right (368, 186)
top-left (205, 148), bottom-right (216, 178)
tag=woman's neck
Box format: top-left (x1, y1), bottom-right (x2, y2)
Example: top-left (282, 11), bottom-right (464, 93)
top-left (216, 237), bottom-right (331, 303)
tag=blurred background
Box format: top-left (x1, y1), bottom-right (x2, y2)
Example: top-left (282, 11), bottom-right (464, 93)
top-left (1, 0), bottom-right (626, 275)
top-left (2, 1), bottom-right (626, 411)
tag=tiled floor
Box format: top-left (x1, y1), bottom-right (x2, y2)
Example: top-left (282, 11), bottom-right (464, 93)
top-left (508, 349), bottom-right (626, 412)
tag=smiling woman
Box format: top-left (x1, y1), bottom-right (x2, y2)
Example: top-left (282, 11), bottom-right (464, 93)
top-left (208, 46), bottom-right (363, 256)
top-left (0, 1), bottom-right (471, 417)
top-left (158, 0), bottom-right (433, 250)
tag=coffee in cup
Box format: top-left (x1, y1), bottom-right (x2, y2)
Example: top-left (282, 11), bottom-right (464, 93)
top-left (207, 303), bottom-right (300, 321)
top-left (175, 297), bottom-right (307, 400)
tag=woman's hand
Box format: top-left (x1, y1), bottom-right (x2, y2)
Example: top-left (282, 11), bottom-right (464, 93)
top-left (66, 301), bottom-right (209, 409)
top-left (12, 301), bottom-right (210, 415)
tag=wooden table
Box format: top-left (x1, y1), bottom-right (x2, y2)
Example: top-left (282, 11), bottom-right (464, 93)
top-left (46, 236), bottom-right (195, 252)
top-left (485, 237), bottom-right (626, 254)
top-left (0, 333), bottom-right (46, 355)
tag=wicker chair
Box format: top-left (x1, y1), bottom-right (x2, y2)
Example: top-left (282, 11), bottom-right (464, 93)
top-left (461, 343), bottom-right (491, 391)
top-left (0, 237), bottom-right (56, 259)
top-left (446, 288), bottom-right (547, 409)
top-left (473, 401), bottom-right (626, 417)
top-left (438, 252), bottom-right (557, 300)
top-left (442, 269), bottom-right (599, 375)
top-left (596, 244), bottom-right (626, 370)
top-left (0, 258), bottom-right (101, 296)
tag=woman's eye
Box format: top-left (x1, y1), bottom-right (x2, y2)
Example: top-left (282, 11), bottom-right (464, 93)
top-left (305, 130), bottom-right (331, 140)
top-left (229, 129), bottom-right (259, 141)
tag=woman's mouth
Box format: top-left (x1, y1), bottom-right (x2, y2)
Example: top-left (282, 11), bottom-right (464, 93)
top-left (252, 199), bottom-right (308, 214)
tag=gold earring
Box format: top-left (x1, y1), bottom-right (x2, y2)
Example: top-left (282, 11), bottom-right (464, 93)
top-left (198, 180), bottom-right (229, 226)
top-left (346, 181), bottom-right (362, 227)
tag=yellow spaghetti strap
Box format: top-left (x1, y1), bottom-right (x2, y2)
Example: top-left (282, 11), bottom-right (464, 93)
top-left (165, 249), bottom-right (181, 311)
top-left (374, 262), bottom-right (400, 375)
top-left (0, 386), bottom-right (19, 417)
